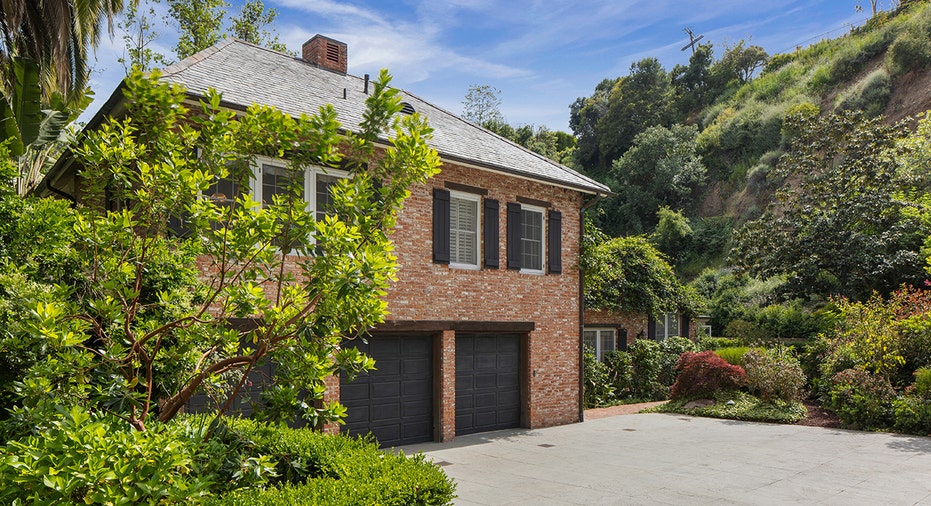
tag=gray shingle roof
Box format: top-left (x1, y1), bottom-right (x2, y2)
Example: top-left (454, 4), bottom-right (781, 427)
top-left (159, 39), bottom-right (610, 195)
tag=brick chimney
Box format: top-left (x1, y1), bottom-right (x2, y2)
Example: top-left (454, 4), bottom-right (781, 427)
top-left (302, 35), bottom-right (347, 74)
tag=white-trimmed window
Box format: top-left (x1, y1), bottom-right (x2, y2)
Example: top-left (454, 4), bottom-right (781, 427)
top-left (654, 312), bottom-right (680, 341)
top-left (519, 205), bottom-right (544, 274)
top-left (449, 191), bottom-right (480, 269)
top-left (249, 157), bottom-right (348, 215)
top-left (583, 328), bottom-right (617, 361)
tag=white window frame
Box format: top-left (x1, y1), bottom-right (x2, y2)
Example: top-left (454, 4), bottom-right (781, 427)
top-left (583, 328), bottom-right (617, 361)
top-left (519, 204), bottom-right (545, 275)
top-left (654, 312), bottom-right (680, 341)
top-left (448, 190), bottom-right (481, 270)
top-left (250, 155), bottom-right (349, 216)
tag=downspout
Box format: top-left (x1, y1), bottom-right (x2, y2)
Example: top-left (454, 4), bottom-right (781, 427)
top-left (578, 191), bottom-right (604, 423)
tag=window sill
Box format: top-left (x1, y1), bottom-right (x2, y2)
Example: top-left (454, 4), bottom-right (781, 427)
top-left (519, 268), bottom-right (545, 275)
top-left (450, 262), bottom-right (480, 271)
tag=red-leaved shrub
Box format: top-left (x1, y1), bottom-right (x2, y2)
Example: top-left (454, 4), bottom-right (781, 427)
top-left (670, 351), bottom-right (747, 400)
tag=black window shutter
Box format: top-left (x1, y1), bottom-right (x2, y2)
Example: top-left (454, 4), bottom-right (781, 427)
top-left (547, 210), bottom-right (562, 274)
top-left (506, 202), bottom-right (522, 270)
top-left (483, 199), bottom-right (499, 268)
top-left (433, 188), bottom-right (450, 264)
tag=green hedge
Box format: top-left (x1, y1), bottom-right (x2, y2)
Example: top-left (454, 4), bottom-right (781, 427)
top-left (206, 418), bottom-right (456, 505)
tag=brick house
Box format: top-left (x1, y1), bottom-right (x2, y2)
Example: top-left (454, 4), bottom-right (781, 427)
top-left (40, 36), bottom-right (610, 446)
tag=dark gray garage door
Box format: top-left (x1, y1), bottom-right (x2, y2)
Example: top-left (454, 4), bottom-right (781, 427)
top-left (456, 333), bottom-right (521, 435)
top-left (340, 334), bottom-right (434, 447)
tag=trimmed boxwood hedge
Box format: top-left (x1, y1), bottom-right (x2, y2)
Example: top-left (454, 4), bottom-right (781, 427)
top-left (206, 418), bottom-right (456, 505)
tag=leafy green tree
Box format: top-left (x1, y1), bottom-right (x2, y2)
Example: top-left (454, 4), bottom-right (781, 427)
top-left (462, 84), bottom-right (503, 125)
top-left (582, 222), bottom-right (696, 317)
top-left (167, 0), bottom-right (227, 59)
top-left (595, 58), bottom-right (675, 174)
top-left (6, 69), bottom-right (440, 433)
top-left (0, 0), bottom-right (123, 102)
top-left (732, 110), bottom-right (929, 300)
top-left (671, 43), bottom-right (732, 118)
top-left (598, 124), bottom-right (706, 235)
top-left (651, 207), bottom-right (692, 260)
top-left (570, 77), bottom-right (619, 180)
top-left (117, 0), bottom-right (170, 72)
top-left (714, 40), bottom-right (769, 83)
top-left (230, 0), bottom-right (290, 54)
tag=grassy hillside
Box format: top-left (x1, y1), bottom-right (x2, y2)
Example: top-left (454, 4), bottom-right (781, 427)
top-left (574, 2), bottom-right (931, 278)
top-left (697, 3), bottom-right (931, 226)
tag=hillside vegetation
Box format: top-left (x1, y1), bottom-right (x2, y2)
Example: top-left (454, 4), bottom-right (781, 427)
top-left (571, 1), bottom-right (931, 279)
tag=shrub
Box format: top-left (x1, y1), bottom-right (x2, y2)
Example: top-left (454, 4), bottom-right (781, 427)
top-left (893, 368), bottom-right (931, 434)
top-left (603, 350), bottom-right (633, 398)
top-left (0, 406), bottom-right (213, 504)
top-left (715, 346), bottom-right (751, 365)
top-left (743, 347), bottom-right (807, 402)
top-left (697, 336), bottom-right (741, 351)
top-left (826, 368), bottom-right (896, 430)
top-left (887, 28), bottom-right (931, 75)
top-left (834, 69), bottom-right (891, 118)
top-left (658, 337), bottom-right (699, 385)
top-left (893, 395), bottom-right (931, 435)
top-left (670, 351), bottom-right (748, 400)
top-left (723, 319), bottom-right (770, 343)
top-left (583, 346), bottom-right (615, 408)
top-left (210, 418), bottom-right (456, 505)
top-left (628, 339), bottom-right (666, 400)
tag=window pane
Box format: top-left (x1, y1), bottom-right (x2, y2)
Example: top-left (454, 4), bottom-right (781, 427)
top-left (601, 330), bottom-right (616, 353)
top-left (450, 196), bottom-right (478, 265)
top-left (521, 209), bottom-right (543, 270)
top-left (262, 163), bottom-right (302, 206)
top-left (316, 173), bottom-right (341, 221)
top-left (655, 319), bottom-right (666, 341)
top-left (666, 313), bottom-right (679, 338)
top-left (583, 331), bottom-right (597, 352)
top-left (206, 176), bottom-right (241, 210)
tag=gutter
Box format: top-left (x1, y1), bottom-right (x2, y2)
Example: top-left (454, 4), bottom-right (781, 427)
top-left (44, 172), bottom-right (76, 205)
top-left (578, 190), bottom-right (606, 423)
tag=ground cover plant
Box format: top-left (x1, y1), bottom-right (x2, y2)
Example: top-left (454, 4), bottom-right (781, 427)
top-left (650, 391), bottom-right (807, 424)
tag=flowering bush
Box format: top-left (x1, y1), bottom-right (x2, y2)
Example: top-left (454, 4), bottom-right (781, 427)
top-left (743, 346), bottom-right (806, 402)
top-left (670, 351), bottom-right (747, 400)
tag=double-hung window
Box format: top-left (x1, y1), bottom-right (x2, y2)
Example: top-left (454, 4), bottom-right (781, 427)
top-left (583, 328), bottom-right (617, 361)
top-left (449, 191), bottom-right (480, 268)
top-left (507, 202), bottom-right (561, 274)
top-left (519, 206), bottom-right (544, 273)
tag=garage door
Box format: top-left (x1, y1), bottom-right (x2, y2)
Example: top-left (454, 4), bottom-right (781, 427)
top-left (340, 334), bottom-right (434, 447)
top-left (456, 333), bottom-right (521, 435)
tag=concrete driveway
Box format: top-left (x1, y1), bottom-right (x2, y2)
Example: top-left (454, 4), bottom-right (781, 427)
top-left (399, 412), bottom-right (931, 505)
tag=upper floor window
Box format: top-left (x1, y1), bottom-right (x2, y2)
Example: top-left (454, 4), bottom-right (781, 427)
top-left (519, 206), bottom-right (544, 273)
top-left (449, 191), bottom-right (480, 268)
top-left (507, 202), bottom-right (561, 275)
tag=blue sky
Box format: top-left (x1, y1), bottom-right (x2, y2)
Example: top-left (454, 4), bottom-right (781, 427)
top-left (87, 0), bottom-right (879, 131)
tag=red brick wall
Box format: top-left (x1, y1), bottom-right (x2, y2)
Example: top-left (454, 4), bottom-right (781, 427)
top-left (383, 162), bottom-right (584, 430)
